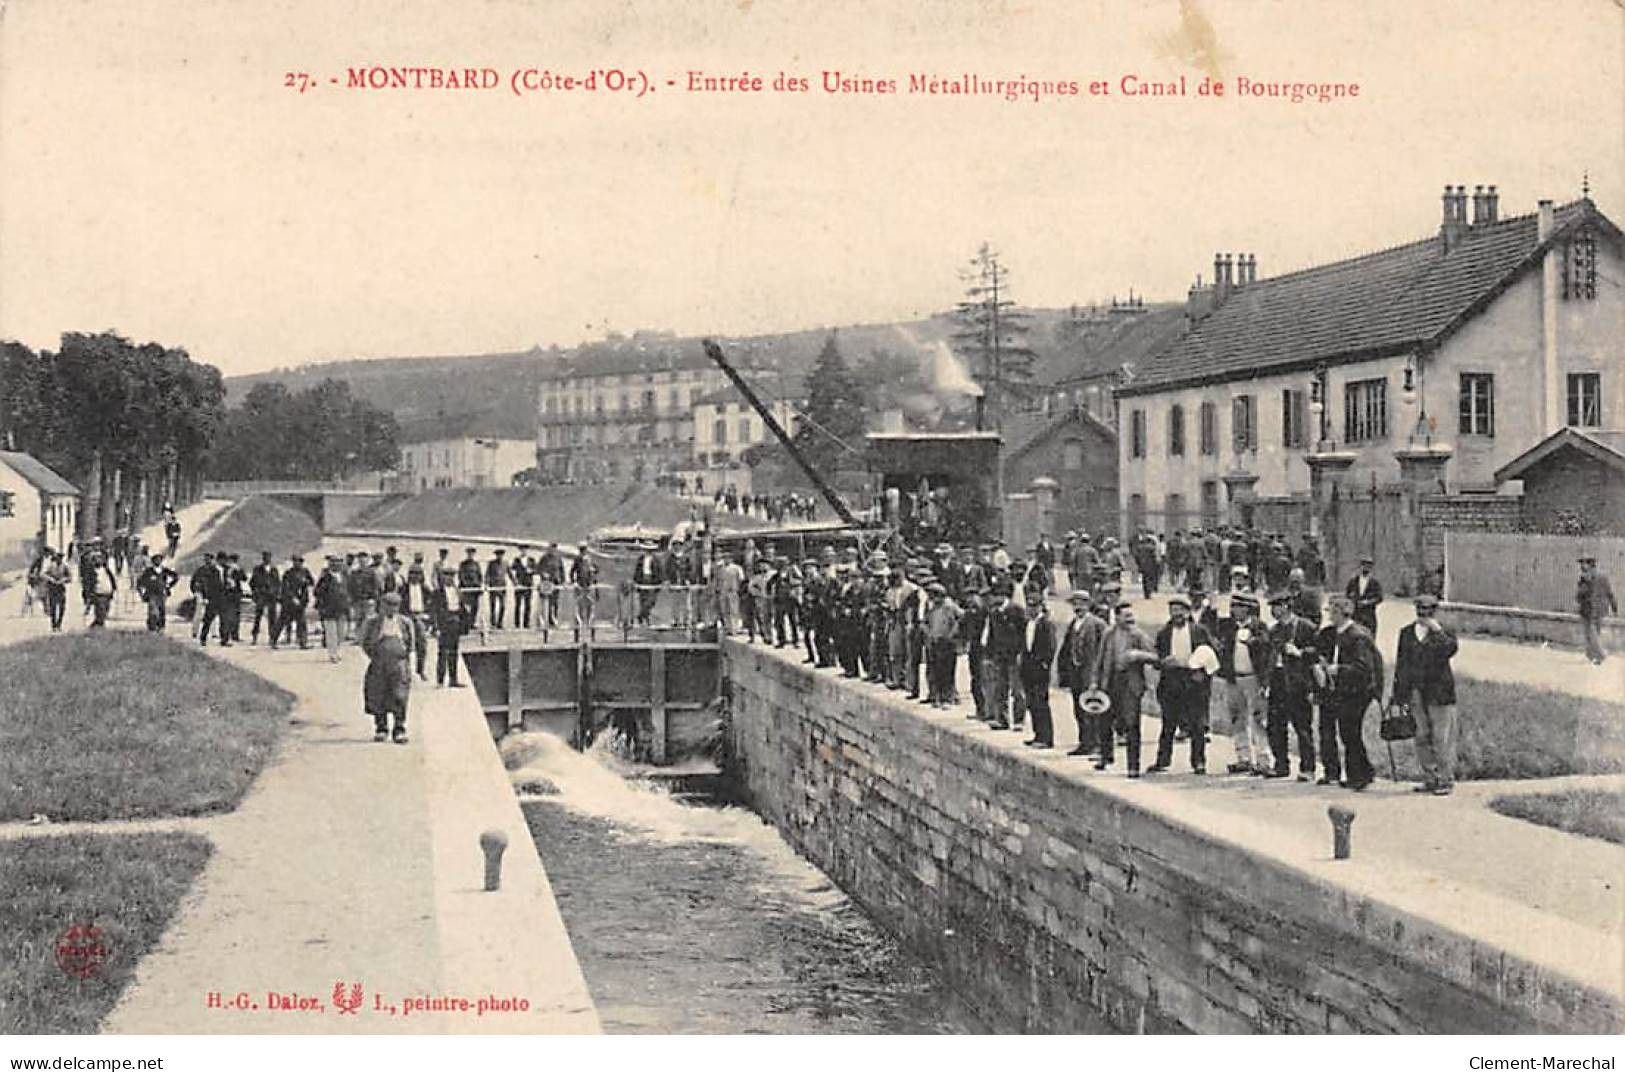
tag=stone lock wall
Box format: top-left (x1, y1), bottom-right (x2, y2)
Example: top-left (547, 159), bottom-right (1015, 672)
top-left (722, 640), bottom-right (1619, 1034)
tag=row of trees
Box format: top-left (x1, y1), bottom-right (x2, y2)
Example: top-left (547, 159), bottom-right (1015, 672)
top-left (0, 332), bottom-right (226, 542)
top-left (204, 379), bottom-right (399, 482)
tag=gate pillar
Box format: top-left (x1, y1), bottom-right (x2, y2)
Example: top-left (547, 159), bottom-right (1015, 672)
top-left (1395, 445), bottom-right (1454, 595)
top-left (1306, 451), bottom-right (1358, 582)
top-left (1222, 470), bottom-right (1259, 527)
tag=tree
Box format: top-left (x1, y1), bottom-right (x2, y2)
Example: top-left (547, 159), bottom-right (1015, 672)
top-left (789, 332), bottom-right (867, 479)
top-left (203, 378), bottom-right (398, 482)
top-left (951, 242), bottom-right (1038, 431)
top-left (0, 332), bottom-right (228, 539)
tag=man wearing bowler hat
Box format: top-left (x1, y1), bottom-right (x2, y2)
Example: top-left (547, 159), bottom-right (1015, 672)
top-left (1093, 600), bottom-right (1157, 775)
top-left (1391, 592), bottom-right (1459, 794)
top-left (1056, 589), bottom-right (1106, 756)
top-left (1265, 589), bottom-right (1320, 780)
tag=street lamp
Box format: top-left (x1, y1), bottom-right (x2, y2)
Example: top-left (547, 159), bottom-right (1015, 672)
top-left (1308, 372), bottom-right (1327, 449)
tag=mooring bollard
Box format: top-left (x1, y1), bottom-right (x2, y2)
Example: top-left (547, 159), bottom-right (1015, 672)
top-left (480, 829), bottom-right (509, 891)
top-left (1327, 806), bottom-right (1355, 860)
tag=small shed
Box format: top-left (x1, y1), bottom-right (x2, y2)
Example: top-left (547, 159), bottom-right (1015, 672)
top-left (1494, 427), bottom-right (1625, 535)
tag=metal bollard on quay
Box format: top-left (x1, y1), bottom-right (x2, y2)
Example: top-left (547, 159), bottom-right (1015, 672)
top-left (1327, 806), bottom-right (1355, 860)
top-left (480, 828), bottom-right (509, 891)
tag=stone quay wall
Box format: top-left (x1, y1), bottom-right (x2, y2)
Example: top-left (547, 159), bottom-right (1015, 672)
top-left (721, 639), bottom-right (1619, 1034)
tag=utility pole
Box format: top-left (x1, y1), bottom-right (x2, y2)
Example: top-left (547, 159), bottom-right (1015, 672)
top-left (987, 255), bottom-right (1006, 520)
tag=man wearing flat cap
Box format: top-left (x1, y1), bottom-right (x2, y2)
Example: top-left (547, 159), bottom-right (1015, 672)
top-left (1148, 593), bottom-right (1216, 775)
top-left (358, 590), bottom-right (419, 743)
top-left (1346, 556), bottom-right (1384, 634)
top-left (1577, 556), bottom-right (1617, 665)
top-left (1265, 589), bottom-right (1319, 780)
top-left (1391, 593), bottom-right (1458, 794)
top-left (457, 547), bottom-right (484, 630)
top-left (923, 582), bottom-right (961, 707)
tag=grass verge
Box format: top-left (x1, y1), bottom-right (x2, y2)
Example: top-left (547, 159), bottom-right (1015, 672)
top-left (1489, 789), bottom-right (1625, 846)
top-left (0, 832), bottom-right (211, 1033)
top-left (0, 632), bottom-right (295, 821)
top-left (174, 494), bottom-right (321, 575)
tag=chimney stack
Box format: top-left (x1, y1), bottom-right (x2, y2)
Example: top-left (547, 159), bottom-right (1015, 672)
top-left (1537, 198), bottom-right (1554, 242)
top-left (1485, 185), bottom-right (1498, 223)
top-left (1471, 185), bottom-right (1487, 225)
top-left (1440, 184), bottom-right (1469, 251)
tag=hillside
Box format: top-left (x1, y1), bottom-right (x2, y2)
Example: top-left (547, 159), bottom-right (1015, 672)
top-left (222, 309), bottom-right (1088, 429)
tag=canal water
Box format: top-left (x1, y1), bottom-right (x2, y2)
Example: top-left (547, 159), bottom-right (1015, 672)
top-left (504, 731), bottom-right (980, 1034)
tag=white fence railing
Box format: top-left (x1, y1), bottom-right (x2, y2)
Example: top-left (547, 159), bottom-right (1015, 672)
top-left (1445, 531), bottom-right (1625, 614)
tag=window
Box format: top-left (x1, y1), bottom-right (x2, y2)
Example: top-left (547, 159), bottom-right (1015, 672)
top-left (1199, 402), bottom-right (1218, 455)
top-left (738, 419), bottom-right (751, 443)
top-left (1232, 394), bottom-right (1257, 452)
top-left (1127, 493), bottom-right (1145, 532)
top-left (0, 490), bottom-right (13, 518)
top-left (1568, 373), bottom-right (1602, 427)
top-left (1062, 439), bottom-right (1084, 470)
top-left (1130, 409), bottom-right (1146, 458)
top-left (1200, 481), bottom-right (1220, 528)
top-left (1458, 373), bottom-right (1495, 436)
top-left (1165, 493), bottom-right (1185, 525)
top-left (713, 418), bottom-right (726, 444)
top-left (1168, 404), bottom-right (1186, 457)
top-left (1282, 389), bottom-right (1308, 448)
top-left (642, 390), bottom-right (656, 411)
top-left (1564, 227), bottom-right (1598, 300)
top-left (1344, 378), bottom-right (1388, 443)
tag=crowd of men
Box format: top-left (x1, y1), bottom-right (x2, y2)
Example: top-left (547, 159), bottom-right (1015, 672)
top-left (733, 532), bottom-right (1480, 796)
top-left (711, 484), bottom-right (820, 524)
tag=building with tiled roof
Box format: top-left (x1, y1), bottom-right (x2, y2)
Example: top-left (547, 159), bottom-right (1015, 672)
top-left (1116, 184), bottom-right (1622, 548)
top-left (1492, 426), bottom-right (1625, 536)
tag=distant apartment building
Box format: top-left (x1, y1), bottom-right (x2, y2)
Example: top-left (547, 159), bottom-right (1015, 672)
top-left (1116, 185), bottom-right (1622, 536)
top-left (397, 413), bottom-right (535, 490)
top-left (535, 335), bottom-right (774, 482)
top-left (690, 387), bottom-right (800, 466)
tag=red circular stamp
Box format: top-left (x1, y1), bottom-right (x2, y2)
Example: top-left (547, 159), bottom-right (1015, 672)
top-left (55, 923), bottom-right (108, 979)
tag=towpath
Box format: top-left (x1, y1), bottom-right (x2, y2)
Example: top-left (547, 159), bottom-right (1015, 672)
top-left (99, 640), bottom-right (599, 1034)
top-left (0, 498), bottom-right (600, 1034)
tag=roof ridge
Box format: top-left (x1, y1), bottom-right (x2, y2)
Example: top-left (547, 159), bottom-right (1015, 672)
top-left (1245, 197), bottom-right (1593, 290)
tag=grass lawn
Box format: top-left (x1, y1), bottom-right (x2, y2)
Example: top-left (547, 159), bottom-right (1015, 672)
top-left (0, 832), bottom-right (211, 1033)
top-left (174, 494), bottom-right (321, 574)
top-left (1354, 677), bottom-right (1625, 782)
top-left (0, 632), bottom-right (295, 821)
top-left (1489, 789), bottom-right (1625, 846)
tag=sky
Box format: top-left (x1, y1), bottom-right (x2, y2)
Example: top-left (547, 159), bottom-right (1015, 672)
top-left (1, 0), bottom-right (1621, 377)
